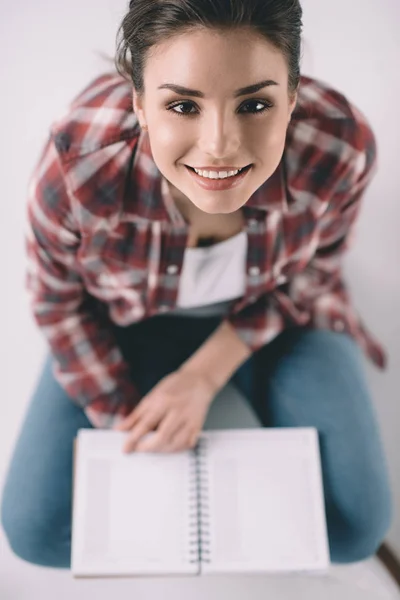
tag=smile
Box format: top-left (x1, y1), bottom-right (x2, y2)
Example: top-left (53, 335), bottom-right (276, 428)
top-left (185, 164), bottom-right (252, 191)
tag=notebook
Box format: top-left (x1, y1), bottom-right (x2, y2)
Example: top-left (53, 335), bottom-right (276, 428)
top-left (71, 427), bottom-right (331, 578)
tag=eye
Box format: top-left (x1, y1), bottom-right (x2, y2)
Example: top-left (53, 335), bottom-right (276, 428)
top-left (166, 99), bottom-right (273, 118)
top-left (240, 99), bottom-right (274, 115)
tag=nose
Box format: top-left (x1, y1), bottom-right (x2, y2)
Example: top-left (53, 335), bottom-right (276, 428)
top-left (198, 112), bottom-right (241, 159)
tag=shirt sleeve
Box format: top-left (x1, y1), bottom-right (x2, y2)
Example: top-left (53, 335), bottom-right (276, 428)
top-left (225, 117), bottom-right (386, 368)
top-left (25, 134), bottom-right (142, 428)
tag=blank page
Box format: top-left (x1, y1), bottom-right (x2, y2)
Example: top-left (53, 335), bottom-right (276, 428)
top-left (199, 428), bottom-right (330, 575)
top-left (71, 429), bottom-right (198, 577)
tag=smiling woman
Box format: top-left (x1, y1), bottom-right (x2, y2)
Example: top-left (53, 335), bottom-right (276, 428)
top-left (0, 0), bottom-right (394, 572)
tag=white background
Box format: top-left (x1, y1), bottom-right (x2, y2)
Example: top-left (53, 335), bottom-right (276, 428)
top-left (0, 0), bottom-right (399, 598)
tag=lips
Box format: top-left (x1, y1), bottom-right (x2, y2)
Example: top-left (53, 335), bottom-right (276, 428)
top-left (185, 163), bottom-right (252, 191)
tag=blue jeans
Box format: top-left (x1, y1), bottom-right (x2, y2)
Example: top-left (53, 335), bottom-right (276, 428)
top-left (1, 316), bottom-right (393, 569)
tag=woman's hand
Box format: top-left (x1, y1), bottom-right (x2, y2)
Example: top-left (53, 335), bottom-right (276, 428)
top-left (113, 368), bottom-right (217, 453)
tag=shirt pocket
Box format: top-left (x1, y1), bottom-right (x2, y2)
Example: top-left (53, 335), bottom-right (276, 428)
top-left (77, 224), bottom-right (150, 301)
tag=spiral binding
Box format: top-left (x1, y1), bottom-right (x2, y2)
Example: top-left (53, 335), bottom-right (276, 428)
top-left (187, 437), bottom-right (212, 565)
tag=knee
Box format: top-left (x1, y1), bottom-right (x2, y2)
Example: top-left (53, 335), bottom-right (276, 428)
top-left (270, 329), bottom-right (368, 400)
top-left (329, 493), bottom-right (393, 564)
top-left (1, 492), bottom-right (70, 568)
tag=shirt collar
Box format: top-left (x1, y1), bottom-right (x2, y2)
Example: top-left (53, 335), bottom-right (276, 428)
top-left (126, 129), bottom-right (289, 223)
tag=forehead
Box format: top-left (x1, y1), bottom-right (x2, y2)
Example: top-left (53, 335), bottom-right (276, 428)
top-left (145, 27), bottom-right (288, 88)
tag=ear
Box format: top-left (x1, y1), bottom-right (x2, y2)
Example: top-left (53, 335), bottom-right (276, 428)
top-left (132, 90), bottom-right (146, 128)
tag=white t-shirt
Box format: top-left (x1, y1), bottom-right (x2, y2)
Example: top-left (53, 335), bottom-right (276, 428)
top-left (168, 230), bottom-right (247, 317)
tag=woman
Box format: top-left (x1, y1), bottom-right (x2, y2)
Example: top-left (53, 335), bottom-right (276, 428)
top-left (1, 0), bottom-right (393, 569)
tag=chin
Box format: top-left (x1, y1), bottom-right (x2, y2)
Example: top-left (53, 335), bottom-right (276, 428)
top-left (193, 198), bottom-right (242, 214)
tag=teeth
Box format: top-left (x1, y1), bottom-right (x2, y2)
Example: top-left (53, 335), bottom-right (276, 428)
top-left (193, 167), bottom-right (242, 179)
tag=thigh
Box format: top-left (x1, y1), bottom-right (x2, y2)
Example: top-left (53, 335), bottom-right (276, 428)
top-left (1, 355), bottom-right (93, 566)
top-left (232, 327), bottom-right (389, 466)
top-left (232, 327), bottom-right (393, 561)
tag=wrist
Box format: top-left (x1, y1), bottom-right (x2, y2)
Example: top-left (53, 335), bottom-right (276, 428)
top-left (180, 320), bottom-right (252, 393)
top-left (179, 364), bottom-right (221, 397)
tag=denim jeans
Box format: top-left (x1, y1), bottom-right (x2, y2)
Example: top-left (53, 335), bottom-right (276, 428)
top-left (1, 316), bottom-right (393, 569)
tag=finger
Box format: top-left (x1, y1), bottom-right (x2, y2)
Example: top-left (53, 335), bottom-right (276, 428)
top-left (114, 402), bottom-right (147, 431)
top-left (167, 428), bottom-right (196, 453)
top-left (123, 414), bottom-right (162, 453)
top-left (189, 431), bottom-right (199, 448)
top-left (115, 386), bottom-right (166, 430)
top-left (136, 411), bottom-right (183, 452)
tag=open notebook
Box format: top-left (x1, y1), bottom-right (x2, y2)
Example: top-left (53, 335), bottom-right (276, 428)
top-left (71, 428), bottom-right (331, 577)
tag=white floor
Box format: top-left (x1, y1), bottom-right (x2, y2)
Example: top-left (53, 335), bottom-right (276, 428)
top-left (1, 544), bottom-right (400, 600)
top-left (1, 385), bottom-right (400, 600)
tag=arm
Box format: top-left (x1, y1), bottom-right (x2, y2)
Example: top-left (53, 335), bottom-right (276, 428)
top-left (26, 135), bottom-right (141, 428)
top-left (280, 115), bottom-right (385, 366)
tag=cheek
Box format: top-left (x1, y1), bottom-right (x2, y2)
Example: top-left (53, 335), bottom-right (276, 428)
top-left (148, 118), bottom-right (180, 146)
top-left (151, 128), bottom-right (188, 167)
top-left (255, 120), bottom-right (287, 161)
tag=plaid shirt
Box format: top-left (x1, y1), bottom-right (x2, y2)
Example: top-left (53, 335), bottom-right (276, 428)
top-left (26, 72), bottom-right (386, 428)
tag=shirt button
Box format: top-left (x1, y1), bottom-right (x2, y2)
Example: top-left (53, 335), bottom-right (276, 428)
top-left (159, 305), bottom-right (169, 313)
top-left (166, 264), bottom-right (178, 275)
top-left (248, 218), bottom-right (258, 228)
top-left (98, 274), bottom-right (111, 285)
top-left (249, 266), bottom-right (260, 276)
top-left (334, 320), bottom-right (345, 332)
top-left (276, 274), bottom-right (287, 285)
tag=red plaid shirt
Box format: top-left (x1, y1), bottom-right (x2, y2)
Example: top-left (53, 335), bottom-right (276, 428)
top-left (26, 72), bottom-right (385, 428)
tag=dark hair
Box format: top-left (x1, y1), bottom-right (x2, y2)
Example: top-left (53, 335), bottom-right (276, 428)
top-left (114, 0), bottom-right (303, 100)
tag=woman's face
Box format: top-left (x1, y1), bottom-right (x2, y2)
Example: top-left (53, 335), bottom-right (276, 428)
top-left (133, 27), bottom-right (297, 215)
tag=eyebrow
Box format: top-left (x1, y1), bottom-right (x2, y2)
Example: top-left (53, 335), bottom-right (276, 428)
top-left (157, 79), bottom-right (279, 98)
